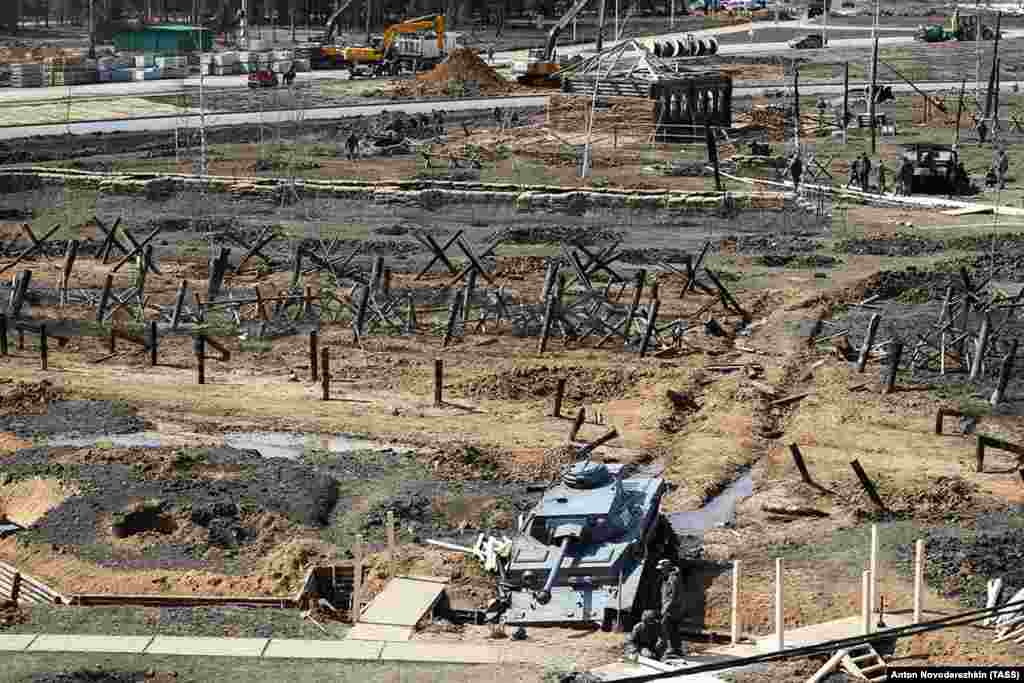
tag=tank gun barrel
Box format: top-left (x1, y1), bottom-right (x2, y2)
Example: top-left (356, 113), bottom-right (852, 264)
top-left (536, 522), bottom-right (583, 604)
top-left (577, 428), bottom-right (618, 461)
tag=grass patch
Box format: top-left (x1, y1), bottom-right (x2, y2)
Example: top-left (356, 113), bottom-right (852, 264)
top-left (1, 653), bottom-right (539, 683)
top-left (239, 339), bottom-right (273, 354)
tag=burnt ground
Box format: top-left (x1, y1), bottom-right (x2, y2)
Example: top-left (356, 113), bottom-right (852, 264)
top-left (0, 400), bottom-right (148, 438)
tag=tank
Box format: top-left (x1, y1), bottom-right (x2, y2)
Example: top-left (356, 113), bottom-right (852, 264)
top-left (501, 457), bottom-right (673, 631)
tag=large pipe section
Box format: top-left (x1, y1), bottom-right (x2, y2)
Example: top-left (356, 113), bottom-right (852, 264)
top-left (652, 35), bottom-right (718, 59)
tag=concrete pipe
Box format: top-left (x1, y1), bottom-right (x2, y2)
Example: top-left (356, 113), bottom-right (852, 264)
top-left (674, 39), bottom-right (688, 57)
top-left (704, 37), bottom-right (719, 55)
top-left (694, 39), bottom-right (707, 56)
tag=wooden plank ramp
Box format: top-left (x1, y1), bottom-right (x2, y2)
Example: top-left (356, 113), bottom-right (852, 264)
top-left (348, 575), bottom-right (448, 642)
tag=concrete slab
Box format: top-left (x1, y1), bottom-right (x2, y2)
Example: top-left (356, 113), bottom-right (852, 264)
top-left (360, 576), bottom-right (447, 628)
top-left (145, 636), bottom-right (269, 657)
top-left (380, 641), bottom-right (502, 664)
top-left (755, 611), bottom-right (916, 652)
top-left (29, 634), bottom-right (153, 654)
top-left (348, 623), bottom-right (415, 641)
top-left (263, 638), bottom-right (384, 660)
top-left (0, 634), bottom-right (39, 651)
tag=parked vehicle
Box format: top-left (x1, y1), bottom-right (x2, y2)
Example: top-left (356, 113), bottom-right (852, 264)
top-left (788, 33), bottom-right (824, 49)
top-left (247, 69), bottom-right (279, 88)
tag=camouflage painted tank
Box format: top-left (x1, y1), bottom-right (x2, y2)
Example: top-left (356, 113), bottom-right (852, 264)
top-left (501, 459), bottom-right (673, 630)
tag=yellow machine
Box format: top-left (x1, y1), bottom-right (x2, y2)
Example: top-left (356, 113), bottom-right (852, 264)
top-left (318, 15), bottom-right (448, 76)
top-left (514, 0), bottom-right (605, 86)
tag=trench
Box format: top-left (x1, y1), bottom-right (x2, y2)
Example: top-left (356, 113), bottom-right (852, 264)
top-left (668, 470), bottom-right (755, 536)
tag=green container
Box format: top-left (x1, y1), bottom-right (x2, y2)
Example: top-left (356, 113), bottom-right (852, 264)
top-left (113, 25), bottom-right (213, 53)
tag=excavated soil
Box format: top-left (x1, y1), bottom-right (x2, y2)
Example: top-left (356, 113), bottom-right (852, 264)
top-left (0, 400), bottom-right (149, 438)
top-left (457, 366), bottom-right (645, 402)
top-left (0, 380), bottom-right (65, 417)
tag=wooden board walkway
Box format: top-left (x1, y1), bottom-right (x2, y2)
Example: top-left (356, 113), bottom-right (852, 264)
top-left (348, 575), bottom-right (448, 642)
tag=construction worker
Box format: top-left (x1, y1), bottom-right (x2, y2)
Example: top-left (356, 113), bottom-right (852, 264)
top-left (847, 157), bottom-right (860, 189)
top-left (998, 148), bottom-right (1010, 189)
top-left (493, 106), bottom-right (503, 129)
top-left (488, 45), bottom-right (496, 63)
top-left (657, 559), bottom-right (686, 659)
top-left (626, 609), bottom-right (662, 660)
top-left (877, 159), bottom-right (888, 195)
top-left (788, 152), bottom-right (803, 193)
top-left (283, 62), bottom-right (297, 87)
top-left (859, 153), bottom-right (872, 193)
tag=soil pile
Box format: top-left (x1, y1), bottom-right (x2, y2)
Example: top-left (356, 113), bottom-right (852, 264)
top-left (509, 444), bottom-right (578, 481)
top-left (0, 399), bottom-right (147, 438)
top-left (547, 94), bottom-right (654, 134)
top-left (458, 366), bottom-right (641, 402)
top-left (0, 380), bottom-right (63, 417)
top-left (896, 522), bottom-right (1024, 606)
top-left (835, 233), bottom-right (945, 257)
top-left (945, 232), bottom-right (1024, 252)
top-left (418, 48), bottom-right (505, 88)
top-left (1, 446), bottom-right (339, 574)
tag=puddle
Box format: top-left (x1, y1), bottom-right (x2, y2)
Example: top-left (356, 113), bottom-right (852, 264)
top-left (44, 431), bottom-right (413, 461)
top-left (0, 520), bottom-right (23, 538)
top-left (669, 470), bottom-right (754, 534)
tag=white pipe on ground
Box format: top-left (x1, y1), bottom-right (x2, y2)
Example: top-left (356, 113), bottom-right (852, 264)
top-left (869, 523), bottom-right (878, 629)
top-left (914, 538), bottom-right (925, 624)
top-left (731, 559), bottom-right (741, 645)
top-left (862, 569), bottom-right (872, 635)
top-left (775, 558), bottom-right (784, 651)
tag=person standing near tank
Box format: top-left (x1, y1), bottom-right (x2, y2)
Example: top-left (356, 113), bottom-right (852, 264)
top-left (626, 609), bottom-right (662, 660)
top-left (657, 559), bottom-right (686, 659)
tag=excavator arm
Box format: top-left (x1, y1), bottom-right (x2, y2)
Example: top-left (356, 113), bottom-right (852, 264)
top-left (544, 0), bottom-right (594, 61)
top-left (383, 15), bottom-right (446, 51)
top-left (324, 0), bottom-right (355, 43)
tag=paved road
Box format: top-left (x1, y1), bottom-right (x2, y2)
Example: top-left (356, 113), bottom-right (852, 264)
top-left (0, 96), bottom-right (550, 140)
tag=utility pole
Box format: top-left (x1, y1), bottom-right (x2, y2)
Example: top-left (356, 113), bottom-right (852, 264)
top-left (88, 0), bottom-right (95, 58)
top-left (793, 63), bottom-right (800, 150)
top-left (596, 0), bottom-right (606, 51)
top-left (615, 0), bottom-right (619, 46)
top-left (976, 1), bottom-right (982, 103)
top-left (868, 0), bottom-right (880, 154)
top-left (954, 78), bottom-right (966, 150)
top-left (823, 0), bottom-right (829, 46)
top-left (842, 62), bottom-right (849, 145)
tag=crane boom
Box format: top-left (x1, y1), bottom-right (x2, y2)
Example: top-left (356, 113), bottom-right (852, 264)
top-left (544, 0), bottom-right (594, 60)
top-left (324, 0), bottom-right (355, 43)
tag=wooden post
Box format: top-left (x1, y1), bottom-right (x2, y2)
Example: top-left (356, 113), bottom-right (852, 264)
top-left (406, 293), bottom-right (417, 334)
top-left (649, 277), bottom-right (659, 302)
top-left (39, 323), bottom-right (47, 370)
top-left (302, 286), bottom-right (313, 318)
top-left (883, 341), bottom-right (903, 394)
top-left (10, 270), bottom-right (31, 319)
top-left (370, 255), bottom-right (384, 294)
top-left (442, 288), bottom-right (461, 349)
top-left (793, 64), bottom-right (800, 149)
top-left (990, 339), bottom-right (1018, 406)
top-left (10, 571), bottom-right (20, 604)
top-left (569, 407), bottom-right (586, 442)
top-left (321, 347), bottom-right (330, 401)
top-left (731, 559), bottom-right (741, 645)
top-left (862, 570), bottom-right (872, 635)
top-left (60, 239), bottom-right (79, 306)
top-left (208, 247), bottom-right (230, 302)
top-left (850, 459), bottom-right (886, 511)
top-left (638, 300), bottom-right (660, 358)
top-left (354, 284), bottom-right (371, 341)
top-left (462, 268), bottom-right (477, 324)
top-left (552, 378), bottom-right (566, 418)
top-left (856, 313), bottom-right (881, 372)
top-left (352, 534), bottom-right (364, 623)
top-left (386, 510), bottom-right (396, 573)
top-left (788, 444), bottom-right (811, 484)
top-left (869, 35), bottom-right (879, 154)
top-left (194, 335), bottom-right (206, 385)
top-left (774, 558), bottom-right (784, 651)
top-left (970, 313), bottom-right (990, 381)
top-left (869, 524), bottom-right (879, 627)
top-left (381, 267), bottom-right (391, 299)
top-left (309, 331), bottom-right (319, 381)
top-left (149, 321), bottom-right (157, 367)
top-left (842, 62), bottom-right (850, 141)
top-left (913, 539), bottom-right (925, 624)
top-left (621, 269), bottom-right (646, 348)
top-left (96, 273), bottom-right (113, 324)
top-left (109, 328), bottom-right (116, 353)
top-left (705, 123), bottom-right (722, 192)
top-left (171, 279), bottom-right (188, 330)
top-left (538, 295), bottom-right (556, 354)
top-left (433, 358), bottom-right (443, 407)
top-left (291, 244), bottom-right (303, 288)
top-left (254, 285), bottom-right (268, 321)
top-left (542, 261), bottom-right (559, 300)
top-left (0, 314), bottom-right (7, 356)
top-left (976, 436), bottom-right (986, 473)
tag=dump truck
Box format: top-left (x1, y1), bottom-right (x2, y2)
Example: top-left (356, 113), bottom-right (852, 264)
top-left (317, 15), bottom-right (457, 76)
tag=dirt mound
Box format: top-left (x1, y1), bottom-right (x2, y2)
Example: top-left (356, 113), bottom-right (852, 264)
top-left (0, 603), bottom-right (27, 630)
top-left (896, 520), bottom-right (1024, 606)
top-left (0, 399), bottom-right (147, 438)
top-left (485, 225), bottom-right (622, 246)
top-left (725, 232), bottom-right (821, 255)
top-left (458, 366), bottom-right (641, 402)
top-left (835, 233), bottom-right (945, 257)
top-left (417, 48), bottom-right (505, 87)
top-left (508, 444), bottom-right (578, 481)
top-left (0, 380), bottom-right (63, 417)
top-left (0, 477), bottom-right (78, 527)
top-left (494, 256), bottom-right (548, 279)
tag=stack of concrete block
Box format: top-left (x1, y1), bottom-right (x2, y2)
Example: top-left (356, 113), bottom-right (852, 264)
top-left (9, 63), bottom-right (46, 87)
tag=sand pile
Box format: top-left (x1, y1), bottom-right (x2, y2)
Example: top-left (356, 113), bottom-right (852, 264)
top-left (417, 48), bottom-right (504, 87)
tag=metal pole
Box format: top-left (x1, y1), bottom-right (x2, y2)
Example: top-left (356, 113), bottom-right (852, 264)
top-left (582, 53), bottom-right (613, 178)
top-left (88, 0), bottom-right (95, 58)
top-left (731, 560), bottom-right (741, 645)
top-left (842, 62), bottom-right (849, 145)
top-left (365, 0), bottom-right (371, 44)
top-left (913, 539), bottom-right (925, 624)
top-left (615, 0), bottom-right (618, 47)
top-left (976, 1), bottom-right (982, 103)
top-left (774, 558), bottom-right (784, 651)
top-left (823, 0), bottom-right (828, 46)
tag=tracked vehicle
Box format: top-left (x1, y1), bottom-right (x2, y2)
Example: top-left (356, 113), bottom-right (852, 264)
top-left (501, 455), bottom-right (674, 631)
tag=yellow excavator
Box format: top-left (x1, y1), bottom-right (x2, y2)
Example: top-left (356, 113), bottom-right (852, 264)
top-left (321, 14), bottom-right (449, 77)
top-left (513, 0), bottom-right (606, 86)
